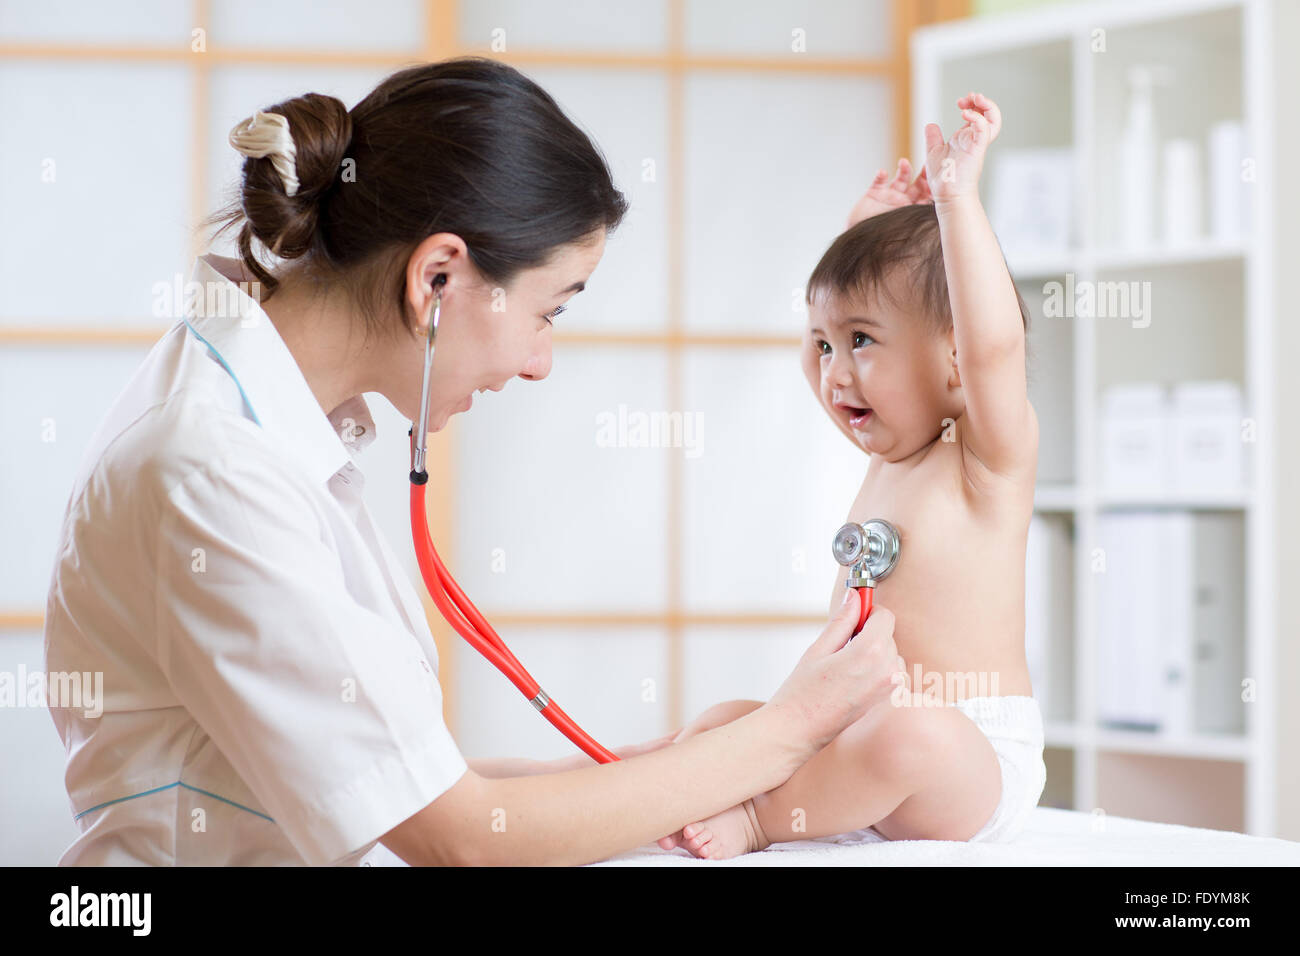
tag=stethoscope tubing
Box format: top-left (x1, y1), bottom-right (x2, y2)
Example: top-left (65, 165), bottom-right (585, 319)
top-left (408, 281), bottom-right (619, 765)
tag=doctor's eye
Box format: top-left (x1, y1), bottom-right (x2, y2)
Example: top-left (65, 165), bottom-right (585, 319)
top-left (543, 304), bottom-right (567, 324)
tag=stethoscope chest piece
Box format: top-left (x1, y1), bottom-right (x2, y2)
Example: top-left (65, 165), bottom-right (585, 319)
top-left (832, 518), bottom-right (900, 588)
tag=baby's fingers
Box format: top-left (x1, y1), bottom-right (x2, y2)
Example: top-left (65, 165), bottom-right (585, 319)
top-left (923, 122), bottom-right (945, 155)
top-left (958, 92), bottom-right (1002, 139)
top-left (961, 108), bottom-right (991, 146)
top-left (907, 165), bottom-right (932, 201)
top-left (889, 157), bottom-right (912, 192)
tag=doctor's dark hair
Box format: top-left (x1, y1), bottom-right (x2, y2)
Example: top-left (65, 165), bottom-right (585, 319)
top-left (204, 56), bottom-right (628, 342)
top-left (805, 203), bottom-right (1030, 337)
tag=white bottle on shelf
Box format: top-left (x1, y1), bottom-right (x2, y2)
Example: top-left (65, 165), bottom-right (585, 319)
top-left (1162, 138), bottom-right (1203, 245)
top-left (1119, 67), bottom-right (1157, 250)
top-left (1208, 119), bottom-right (1250, 243)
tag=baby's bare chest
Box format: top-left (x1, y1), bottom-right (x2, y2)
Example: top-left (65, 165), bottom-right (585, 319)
top-left (839, 451), bottom-right (1033, 643)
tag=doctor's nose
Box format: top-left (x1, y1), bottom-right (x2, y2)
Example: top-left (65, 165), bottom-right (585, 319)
top-left (518, 339), bottom-right (552, 382)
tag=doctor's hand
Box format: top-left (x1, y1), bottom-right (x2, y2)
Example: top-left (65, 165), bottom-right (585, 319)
top-left (762, 593), bottom-right (902, 756)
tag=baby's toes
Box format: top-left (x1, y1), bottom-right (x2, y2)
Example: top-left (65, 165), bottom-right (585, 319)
top-left (683, 825), bottom-right (713, 857)
top-left (657, 831), bottom-right (682, 851)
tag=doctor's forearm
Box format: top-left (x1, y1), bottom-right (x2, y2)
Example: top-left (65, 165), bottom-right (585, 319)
top-left (468, 707), bottom-right (808, 866)
top-left (467, 757), bottom-right (548, 778)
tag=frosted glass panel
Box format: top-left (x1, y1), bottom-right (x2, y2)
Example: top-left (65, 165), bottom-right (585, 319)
top-left (681, 626), bottom-right (812, 719)
top-left (525, 68), bottom-right (669, 332)
top-left (0, 346), bottom-right (153, 607)
top-left (681, 350), bottom-right (867, 613)
top-left (0, 62), bottom-right (194, 325)
top-left (686, 0), bottom-right (892, 59)
top-left (454, 627), bottom-right (669, 760)
top-left (208, 0), bottom-right (425, 51)
top-left (459, 0), bottom-right (668, 52)
top-left (0, 0), bottom-right (191, 44)
top-left (204, 65), bottom-right (399, 252)
top-left (454, 347), bottom-right (670, 612)
top-left (0, 631), bottom-right (82, 865)
top-left (683, 73), bottom-right (891, 333)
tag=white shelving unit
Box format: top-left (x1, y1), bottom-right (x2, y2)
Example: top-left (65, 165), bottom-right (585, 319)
top-left (914, 0), bottom-right (1276, 835)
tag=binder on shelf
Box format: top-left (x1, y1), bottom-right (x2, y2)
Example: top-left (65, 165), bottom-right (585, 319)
top-left (1025, 513), bottom-right (1073, 724)
top-left (1192, 513), bottom-right (1246, 734)
top-left (1096, 511), bottom-right (1244, 737)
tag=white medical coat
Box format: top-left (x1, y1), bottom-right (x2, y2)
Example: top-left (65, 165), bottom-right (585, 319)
top-left (43, 252), bottom-right (467, 865)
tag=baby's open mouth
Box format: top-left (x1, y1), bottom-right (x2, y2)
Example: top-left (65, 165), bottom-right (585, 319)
top-left (847, 407), bottom-right (872, 429)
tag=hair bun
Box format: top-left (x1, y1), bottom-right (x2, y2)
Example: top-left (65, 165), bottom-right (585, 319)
top-left (234, 92), bottom-right (352, 261)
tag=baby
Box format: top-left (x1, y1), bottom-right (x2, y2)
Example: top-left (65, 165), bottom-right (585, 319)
top-left (660, 93), bottom-right (1047, 858)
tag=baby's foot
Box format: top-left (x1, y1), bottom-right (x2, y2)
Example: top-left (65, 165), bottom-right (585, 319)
top-left (676, 799), bottom-right (772, 860)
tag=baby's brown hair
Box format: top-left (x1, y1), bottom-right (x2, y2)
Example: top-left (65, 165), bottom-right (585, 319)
top-left (805, 203), bottom-right (1030, 338)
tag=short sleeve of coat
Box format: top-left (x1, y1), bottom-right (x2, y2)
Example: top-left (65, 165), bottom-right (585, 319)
top-left (152, 448), bottom-right (467, 865)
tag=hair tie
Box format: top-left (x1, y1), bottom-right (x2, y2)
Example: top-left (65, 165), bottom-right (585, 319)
top-left (229, 109), bottom-right (300, 197)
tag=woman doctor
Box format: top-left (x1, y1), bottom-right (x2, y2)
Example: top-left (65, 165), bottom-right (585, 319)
top-left (43, 56), bottom-right (902, 867)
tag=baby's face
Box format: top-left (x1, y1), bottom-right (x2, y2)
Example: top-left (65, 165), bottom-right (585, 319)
top-left (802, 283), bottom-right (961, 461)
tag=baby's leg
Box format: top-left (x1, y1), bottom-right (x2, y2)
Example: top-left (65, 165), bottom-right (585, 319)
top-left (656, 699), bottom-right (764, 850)
top-left (752, 699), bottom-right (1001, 845)
top-left (674, 697), bottom-right (1002, 858)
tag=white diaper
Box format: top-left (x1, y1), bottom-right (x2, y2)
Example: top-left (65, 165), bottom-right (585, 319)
top-left (950, 694), bottom-right (1047, 843)
top-left (851, 694), bottom-right (1046, 845)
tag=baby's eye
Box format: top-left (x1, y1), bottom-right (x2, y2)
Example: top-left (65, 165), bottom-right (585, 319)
top-left (815, 339), bottom-right (830, 356)
top-left (853, 331), bottom-right (873, 348)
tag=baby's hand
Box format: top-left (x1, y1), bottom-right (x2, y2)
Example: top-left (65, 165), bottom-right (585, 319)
top-left (846, 157), bottom-right (932, 228)
top-left (923, 91), bottom-right (1001, 205)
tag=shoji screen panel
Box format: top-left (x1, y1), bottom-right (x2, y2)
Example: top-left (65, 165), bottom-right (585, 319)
top-left (0, 345), bottom-right (154, 608)
top-left (680, 350), bottom-right (868, 616)
top-left (0, 60), bottom-right (194, 325)
top-left (205, 0), bottom-right (427, 52)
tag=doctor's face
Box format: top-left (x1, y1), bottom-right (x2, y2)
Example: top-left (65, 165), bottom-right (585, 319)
top-left (405, 230), bottom-right (606, 433)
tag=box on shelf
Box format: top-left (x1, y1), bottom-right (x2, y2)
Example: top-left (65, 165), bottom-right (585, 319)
top-left (1171, 381), bottom-right (1246, 491)
top-left (1100, 384), bottom-right (1169, 492)
top-left (988, 147), bottom-right (1074, 262)
top-left (1100, 381), bottom-right (1246, 493)
top-left (1095, 510), bottom-right (1244, 735)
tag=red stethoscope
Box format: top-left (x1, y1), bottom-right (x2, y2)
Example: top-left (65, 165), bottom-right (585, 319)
top-left (408, 277), bottom-right (620, 764)
top-left (832, 518), bottom-right (901, 635)
top-left (407, 276), bottom-right (900, 764)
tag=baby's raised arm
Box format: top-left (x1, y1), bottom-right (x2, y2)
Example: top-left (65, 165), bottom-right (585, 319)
top-left (924, 93), bottom-right (1037, 479)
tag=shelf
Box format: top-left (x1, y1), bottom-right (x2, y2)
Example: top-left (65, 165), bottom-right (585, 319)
top-left (1034, 485), bottom-right (1251, 511)
top-left (1095, 727), bottom-right (1252, 761)
top-left (1091, 238), bottom-right (1250, 271)
top-left (917, 0), bottom-right (1276, 835)
top-left (1045, 722), bottom-right (1252, 760)
top-left (1094, 487), bottom-right (1251, 509)
top-left (1007, 238), bottom-right (1249, 277)
top-left (1033, 484), bottom-right (1078, 511)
